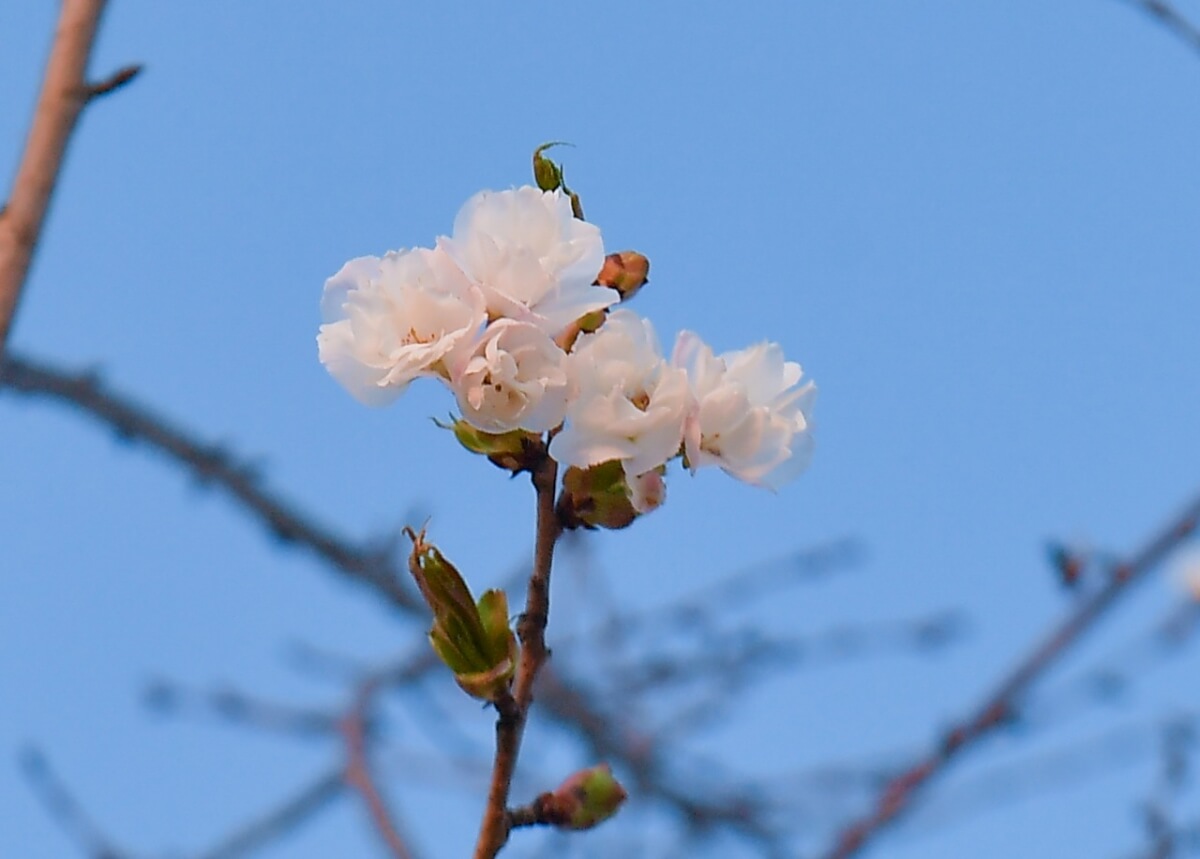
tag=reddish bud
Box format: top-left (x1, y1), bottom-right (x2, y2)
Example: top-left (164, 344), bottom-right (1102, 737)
top-left (595, 251), bottom-right (650, 301)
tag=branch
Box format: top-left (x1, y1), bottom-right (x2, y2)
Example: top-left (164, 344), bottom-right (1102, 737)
top-left (1122, 0), bottom-right (1200, 56)
top-left (193, 769), bottom-right (343, 859)
top-left (2, 349), bottom-right (961, 855)
top-left (19, 745), bottom-right (130, 859)
top-left (0, 0), bottom-right (140, 355)
top-left (2, 351), bottom-right (790, 851)
top-left (819, 491), bottom-right (1200, 858)
top-left (143, 678), bottom-right (341, 738)
top-left (0, 352), bottom-right (421, 613)
top-left (534, 664), bottom-right (788, 852)
top-left (340, 678), bottom-right (419, 859)
top-left (474, 455), bottom-right (562, 858)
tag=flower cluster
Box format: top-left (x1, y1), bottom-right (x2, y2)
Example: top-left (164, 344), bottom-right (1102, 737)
top-left (319, 185), bottom-right (815, 517)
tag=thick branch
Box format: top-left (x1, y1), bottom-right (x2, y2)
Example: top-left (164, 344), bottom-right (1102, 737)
top-left (820, 492), bottom-right (1200, 859)
top-left (0, 0), bottom-right (139, 355)
top-left (473, 456), bottom-right (561, 859)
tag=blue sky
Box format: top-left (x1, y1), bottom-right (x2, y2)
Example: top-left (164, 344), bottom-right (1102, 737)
top-left (2, 2), bottom-right (1199, 857)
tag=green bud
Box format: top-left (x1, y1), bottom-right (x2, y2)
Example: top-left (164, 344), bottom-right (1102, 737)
top-left (558, 461), bottom-right (640, 530)
top-left (533, 142), bottom-right (571, 192)
top-left (434, 416), bottom-right (547, 474)
top-left (406, 528), bottom-right (518, 702)
top-left (544, 764), bottom-right (627, 830)
top-left (532, 142), bottom-right (585, 220)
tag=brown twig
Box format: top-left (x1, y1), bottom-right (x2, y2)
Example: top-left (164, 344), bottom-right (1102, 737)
top-left (473, 455), bottom-right (562, 858)
top-left (0, 353), bottom-right (421, 613)
top-left (340, 677), bottom-right (418, 859)
top-left (820, 492), bottom-right (1200, 859)
top-left (1123, 0), bottom-right (1200, 55)
top-left (83, 64), bottom-right (142, 99)
top-left (0, 0), bottom-right (138, 355)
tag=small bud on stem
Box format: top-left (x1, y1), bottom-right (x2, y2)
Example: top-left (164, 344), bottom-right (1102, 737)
top-left (405, 527), bottom-right (519, 702)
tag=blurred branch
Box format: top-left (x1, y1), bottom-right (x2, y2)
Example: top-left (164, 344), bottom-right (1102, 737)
top-left (1, 349), bottom-right (862, 856)
top-left (603, 610), bottom-right (965, 700)
top-left (340, 677), bottom-right (419, 859)
top-left (1026, 598), bottom-right (1200, 728)
top-left (908, 718), bottom-right (1175, 836)
top-left (143, 678), bottom-right (341, 738)
top-left (192, 769), bottom-right (344, 859)
top-left (0, 352), bottom-right (420, 613)
top-left (535, 665), bottom-right (789, 853)
top-left (19, 746), bottom-right (130, 859)
top-left (1122, 0), bottom-right (1200, 55)
top-left (820, 491), bottom-right (1200, 859)
top-left (0, 0), bottom-right (141, 355)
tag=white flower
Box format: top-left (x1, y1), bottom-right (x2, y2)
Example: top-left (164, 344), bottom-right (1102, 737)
top-left (440, 186), bottom-right (617, 336)
top-left (672, 331), bottom-right (815, 489)
top-left (452, 319), bottom-right (571, 433)
top-left (550, 310), bottom-right (690, 480)
top-left (318, 247), bottom-right (486, 405)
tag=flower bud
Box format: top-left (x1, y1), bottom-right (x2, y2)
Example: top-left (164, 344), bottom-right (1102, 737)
top-left (557, 460), bottom-right (665, 530)
top-left (539, 764), bottom-right (627, 830)
top-left (435, 417), bottom-right (547, 474)
top-left (531, 142), bottom-right (585, 219)
top-left (405, 528), bottom-right (519, 702)
top-left (594, 251), bottom-right (650, 301)
top-left (533, 142), bottom-right (569, 192)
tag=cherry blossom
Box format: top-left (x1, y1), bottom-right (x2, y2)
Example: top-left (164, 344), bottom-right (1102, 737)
top-left (452, 319), bottom-right (570, 433)
top-left (672, 331), bottom-right (815, 489)
top-left (318, 246), bottom-right (485, 405)
top-left (550, 310), bottom-right (690, 482)
top-left (440, 186), bottom-right (617, 337)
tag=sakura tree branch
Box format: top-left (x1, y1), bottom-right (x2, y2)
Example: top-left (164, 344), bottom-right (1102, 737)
top-left (2, 349), bottom-right (886, 854)
top-left (473, 455), bottom-right (562, 859)
top-left (340, 677), bottom-right (419, 859)
top-left (1122, 0), bottom-right (1200, 55)
top-left (2, 351), bottom-right (787, 849)
top-left (534, 664), bottom-right (788, 851)
top-left (143, 678), bottom-right (341, 738)
top-left (0, 0), bottom-right (141, 355)
top-left (0, 352), bottom-right (421, 613)
top-left (194, 769), bottom-right (344, 859)
top-left (820, 491), bottom-right (1200, 859)
top-left (19, 746), bottom-right (131, 859)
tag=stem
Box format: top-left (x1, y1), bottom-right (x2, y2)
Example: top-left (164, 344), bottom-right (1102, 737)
top-left (473, 456), bottom-right (561, 859)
